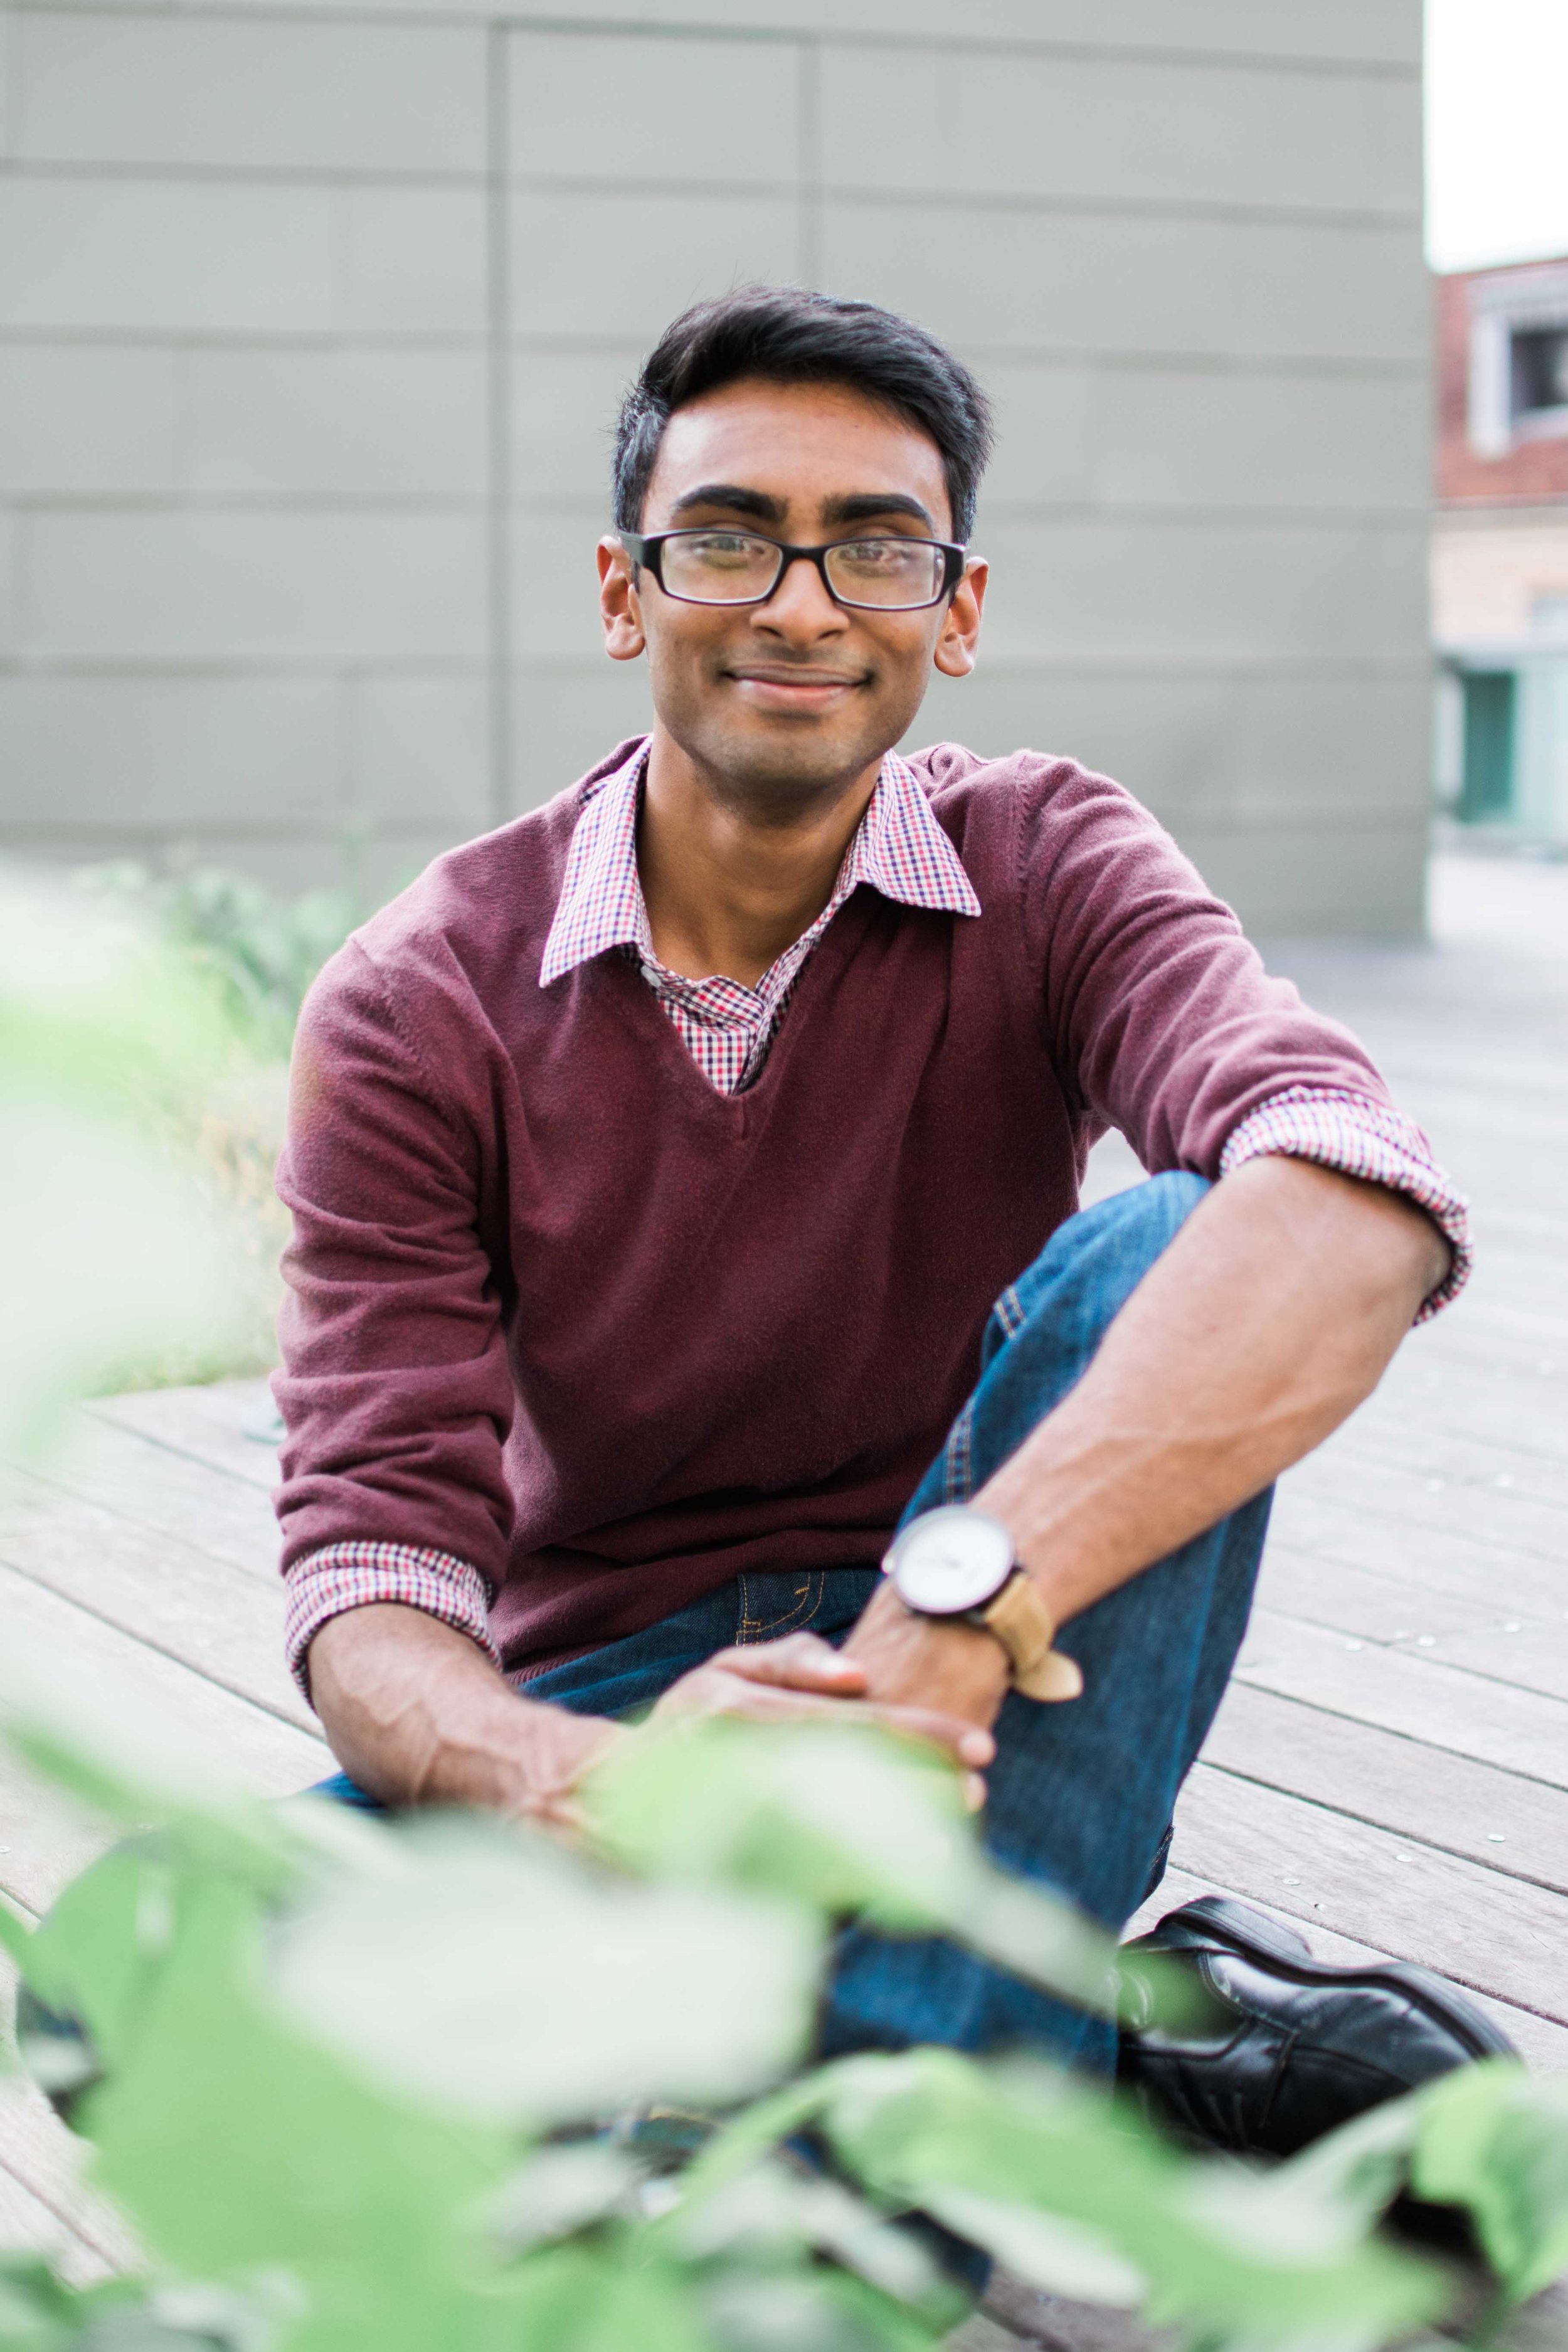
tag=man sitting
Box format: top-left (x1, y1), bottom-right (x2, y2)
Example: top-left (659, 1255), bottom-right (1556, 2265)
top-left (274, 286), bottom-right (1503, 2147)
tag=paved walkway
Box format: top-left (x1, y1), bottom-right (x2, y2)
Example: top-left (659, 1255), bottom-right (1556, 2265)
top-left (2, 851), bottom-right (1566, 2342)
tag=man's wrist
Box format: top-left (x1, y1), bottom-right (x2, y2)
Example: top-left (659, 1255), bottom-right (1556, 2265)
top-left (844, 1577), bottom-right (1011, 1723)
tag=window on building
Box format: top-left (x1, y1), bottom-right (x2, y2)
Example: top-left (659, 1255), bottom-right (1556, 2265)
top-left (1458, 672), bottom-right (1516, 822)
top-left (1511, 327), bottom-right (1568, 426)
top-left (1466, 265), bottom-right (1568, 454)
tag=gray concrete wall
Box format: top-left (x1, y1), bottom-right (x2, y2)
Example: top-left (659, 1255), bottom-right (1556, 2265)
top-left (0, 0), bottom-right (1431, 931)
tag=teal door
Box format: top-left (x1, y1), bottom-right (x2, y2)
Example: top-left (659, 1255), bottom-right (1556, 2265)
top-left (1458, 671), bottom-right (1517, 822)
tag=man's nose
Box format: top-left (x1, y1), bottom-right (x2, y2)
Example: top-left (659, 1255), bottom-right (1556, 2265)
top-left (751, 553), bottom-right (847, 637)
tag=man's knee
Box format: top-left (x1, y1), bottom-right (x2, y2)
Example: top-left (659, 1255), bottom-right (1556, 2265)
top-left (992, 1171), bottom-right (1211, 1363)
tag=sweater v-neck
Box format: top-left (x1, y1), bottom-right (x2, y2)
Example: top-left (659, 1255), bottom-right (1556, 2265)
top-left (596, 883), bottom-right (887, 1133)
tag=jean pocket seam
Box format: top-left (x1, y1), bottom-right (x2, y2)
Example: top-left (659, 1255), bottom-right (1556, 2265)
top-left (738, 1572), bottom-right (817, 1643)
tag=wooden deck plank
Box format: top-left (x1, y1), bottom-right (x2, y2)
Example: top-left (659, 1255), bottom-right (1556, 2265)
top-left (88, 1382), bottom-right (280, 1495)
top-left (1259, 1552), bottom-right (1568, 1707)
top-left (1234, 1609), bottom-right (1568, 1788)
top-left (0, 1751), bottom-right (111, 1922)
top-left (1266, 1488), bottom-right (1567, 1619)
top-left (1170, 1769), bottom-right (1568, 2025)
top-left (1, 1956), bottom-right (142, 2279)
top-left (0, 2160), bottom-right (112, 2284)
top-left (0, 1475), bottom-right (309, 1733)
top-left (1285, 1451), bottom-right (1568, 1569)
top-left (1257, 1545), bottom-right (1511, 1646)
top-left (1323, 1420), bottom-right (1568, 1515)
top-left (1200, 1683), bottom-right (1568, 1895)
top-left (16, 1412), bottom-right (281, 1584)
top-left (1361, 1352), bottom-right (1568, 1463)
top-left (1407, 1619), bottom-right (1568, 1709)
top-left (0, 1565), bottom-right (326, 1918)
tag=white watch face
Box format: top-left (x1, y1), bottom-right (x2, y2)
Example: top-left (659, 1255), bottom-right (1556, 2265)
top-left (886, 1507), bottom-right (1014, 1616)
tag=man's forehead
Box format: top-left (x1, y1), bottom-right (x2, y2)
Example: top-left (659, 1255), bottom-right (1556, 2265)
top-left (645, 379), bottom-right (950, 528)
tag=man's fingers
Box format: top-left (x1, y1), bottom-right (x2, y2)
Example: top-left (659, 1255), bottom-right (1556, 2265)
top-left (862, 1701), bottom-right (995, 1767)
top-left (664, 1668), bottom-right (993, 1767)
top-left (701, 1633), bottom-right (871, 1693)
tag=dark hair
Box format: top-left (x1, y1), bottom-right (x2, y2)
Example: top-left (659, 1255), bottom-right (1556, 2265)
top-left (613, 285), bottom-right (993, 544)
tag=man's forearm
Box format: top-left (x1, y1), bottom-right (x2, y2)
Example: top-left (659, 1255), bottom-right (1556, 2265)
top-left (307, 1602), bottom-right (622, 1823)
top-left (979, 1158), bottom-right (1445, 1624)
top-left (846, 1159), bottom-right (1446, 1717)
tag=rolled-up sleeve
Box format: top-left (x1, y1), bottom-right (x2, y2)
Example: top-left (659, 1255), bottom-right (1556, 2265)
top-left (1220, 1085), bottom-right (1469, 1320)
top-left (283, 1542), bottom-right (498, 1702)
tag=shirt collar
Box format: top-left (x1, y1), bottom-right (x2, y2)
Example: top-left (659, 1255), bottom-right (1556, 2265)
top-left (539, 740), bottom-right (980, 988)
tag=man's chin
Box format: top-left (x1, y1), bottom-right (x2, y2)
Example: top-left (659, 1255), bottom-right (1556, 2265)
top-left (675, 714), bottom-right (904, 805)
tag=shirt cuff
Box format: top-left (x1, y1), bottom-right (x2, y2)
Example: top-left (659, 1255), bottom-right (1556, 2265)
top-left (283, 1541), bottom-right (499, 1706)
top-left (1219, 1084), bottom-right (1471, 1323)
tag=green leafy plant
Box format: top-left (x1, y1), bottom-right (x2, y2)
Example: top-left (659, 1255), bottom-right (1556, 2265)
top-left (70, 864), bottom-right (359, 1066)
top-left (3, 1684), bottom-right (1568, 2352)
top-left (54, 862), bottom-right (363, 1391)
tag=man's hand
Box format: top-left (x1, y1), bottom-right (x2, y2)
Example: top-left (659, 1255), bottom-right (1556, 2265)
top-left (840, 1579), bottom-right (1009, 1723)
top-left (309, 1602), bottom-right (626, 1831)
top-left (308, 1603), bottom-right (1000, 1828)
top-left (652, 1628), bottom-right (997, 1804)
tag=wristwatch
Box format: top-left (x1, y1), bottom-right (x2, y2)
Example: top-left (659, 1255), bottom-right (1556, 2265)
top-left (882, 1505), bottom-right (1084, 1703)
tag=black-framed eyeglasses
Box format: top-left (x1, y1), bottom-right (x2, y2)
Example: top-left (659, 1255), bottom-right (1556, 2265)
top-left (619, 527), bottom-right (967, 612)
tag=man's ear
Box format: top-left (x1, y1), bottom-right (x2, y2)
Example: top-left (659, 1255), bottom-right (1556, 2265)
top-left (933, 555), bottom-right (987, 681)
top-left (598, 536), bottom-right (647, 663)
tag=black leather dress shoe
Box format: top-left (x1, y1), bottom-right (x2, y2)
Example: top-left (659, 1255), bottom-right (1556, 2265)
top-left (1117, 1895), bottom-right (1517, 2159)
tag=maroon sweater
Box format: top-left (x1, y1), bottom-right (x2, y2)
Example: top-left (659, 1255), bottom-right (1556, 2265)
top-left (275, 741), bottom-right (1391, 1678)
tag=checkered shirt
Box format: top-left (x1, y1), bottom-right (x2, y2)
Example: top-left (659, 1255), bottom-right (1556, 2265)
top-left (539, 746), bottom-right (982, 1093)
top-left (284, 755), bottom-right (1472, 1697)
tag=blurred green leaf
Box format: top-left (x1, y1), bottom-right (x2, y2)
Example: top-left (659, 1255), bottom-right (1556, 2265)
top-left (811, 2048), bottom-right (1443, 2343)
top-left (697, 2266), bottom-right (937, 2352)
top-left (583, 1719), bottom-right (1132, 2019)
top-left (1264, 2090), bottom-right (1428, 2242)
top-left (0, 871), bottom-right (267, 1446)
top-left (0, 1895), bottom-right (31, 1971)
top-left (0, 2260), bottom-right (78, 2351)
top-left (483, 2144), bottom-right (641, 2252)
top-left (270, 1811), bottom-right (824, 2127)
top-left (0, 1633), bottom-right (309, 1905)
top-left (20, 1841), bottom-right (172, 2072)
top-left (667, 2156), bottom-right (953, 2319)
top-left (1411, 2062), bottom-right (1568, 2305)
top-left (916, 2188), bottom-right (1145, 2307)
top-left (497, 2242), bottom-right (711, 2352)
top-left (82, 1872), bottom-right (514, 2352)
top-left (0, 872), bottom-right (236, 1127)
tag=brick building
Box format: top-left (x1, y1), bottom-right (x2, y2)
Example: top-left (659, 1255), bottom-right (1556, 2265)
top-left (1433, 258), bottom-right (1568, 842)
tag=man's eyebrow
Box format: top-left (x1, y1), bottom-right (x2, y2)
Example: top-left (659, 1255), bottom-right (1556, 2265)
top-left (820, 492), bottom-right (939, 532)
top-left (667, 483), bottom-right (787, 524)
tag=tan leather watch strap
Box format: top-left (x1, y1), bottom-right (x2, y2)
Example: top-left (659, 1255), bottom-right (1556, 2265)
top-left (978, 1571), bottom-right (1084, 1703)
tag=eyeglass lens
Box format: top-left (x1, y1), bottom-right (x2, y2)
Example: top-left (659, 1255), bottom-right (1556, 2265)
top-left (658, 531), bottom-right (947, 610)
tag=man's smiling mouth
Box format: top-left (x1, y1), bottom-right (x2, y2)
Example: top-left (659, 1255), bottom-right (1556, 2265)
top-left (723, 664), bottom-right (869, 701)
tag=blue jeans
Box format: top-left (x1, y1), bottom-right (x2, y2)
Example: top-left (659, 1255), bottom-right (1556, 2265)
top-left (315, 1175), bottom-right (1269, 2079)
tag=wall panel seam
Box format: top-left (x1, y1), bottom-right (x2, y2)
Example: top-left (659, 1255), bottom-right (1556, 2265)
top-left (1, 3), bottom-right (1422, 83)
top-left (485, 18), bottom-right (512, 826)
top-left (0, 330), bottom-right (1431, 381)
top-left (1, 160), bottom-right (1424, 236)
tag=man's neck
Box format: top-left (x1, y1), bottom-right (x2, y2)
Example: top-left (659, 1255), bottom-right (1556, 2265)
top-left (637, 731), bottom-right (882, 988)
